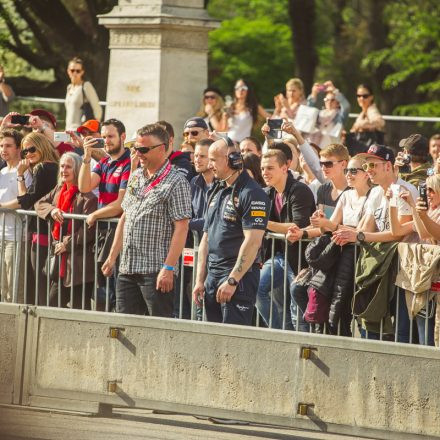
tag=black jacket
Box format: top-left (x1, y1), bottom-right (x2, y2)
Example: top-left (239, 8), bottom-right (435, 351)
top-left (169, 151), bottom-right (196, 183)
top-left (264, 173), bottom-right (315, 272)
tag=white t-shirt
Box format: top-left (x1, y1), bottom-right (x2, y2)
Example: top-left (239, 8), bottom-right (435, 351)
top-left (365, 178), bottom-right (418, 232)
top-left (0, 166), bottom-right (32, 241)
top-left (228, 111), bottom-right (253, 142)
top-left (336, 189), bottom-right (369, 227)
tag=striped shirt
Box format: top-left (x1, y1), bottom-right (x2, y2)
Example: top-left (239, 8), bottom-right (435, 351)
top-left (119, 161), bottom-right (192, 275)
top-left (93, 148), bottom-right (131, 208)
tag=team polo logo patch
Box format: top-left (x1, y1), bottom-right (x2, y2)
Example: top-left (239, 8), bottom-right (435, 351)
top-left (113, 165), bottom-right (123, 177)
top-left (251, 210), bottom-right (266, 217)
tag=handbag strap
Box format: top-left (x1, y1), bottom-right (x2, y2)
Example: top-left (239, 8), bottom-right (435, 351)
top-left (81, 82), bottom-right (88, 104)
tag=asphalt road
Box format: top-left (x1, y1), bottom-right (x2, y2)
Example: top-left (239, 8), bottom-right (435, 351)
top-left (0, 405), bottom-right (373, 440)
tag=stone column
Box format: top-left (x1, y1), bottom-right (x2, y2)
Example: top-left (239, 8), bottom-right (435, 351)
top-left (99, 0), bottom-right (218, 140)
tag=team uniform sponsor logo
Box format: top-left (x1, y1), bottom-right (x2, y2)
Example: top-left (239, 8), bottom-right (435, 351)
top-left (251, 210), bottom-right (266, 217)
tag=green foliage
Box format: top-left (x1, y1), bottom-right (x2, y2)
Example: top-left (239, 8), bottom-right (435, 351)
top-left (207, 0), bottom-right (294, 107)
top-left (363, 0), bottom-right (440, 116)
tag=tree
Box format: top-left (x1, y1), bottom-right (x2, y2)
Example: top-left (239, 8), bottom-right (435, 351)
top-left (0, 0), bottom-right (116, 97)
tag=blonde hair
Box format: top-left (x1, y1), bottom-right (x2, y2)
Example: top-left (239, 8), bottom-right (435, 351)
top-left (426, 175), bottom-right (440, 194)
top-left (197, 91), bottom-right (225, 121)
top-left (21, 132), bottom-right (59, 171)
top-left (286, 78), bottom-right (304, 97)
top-left (320, 143), bottom-right (349, 161)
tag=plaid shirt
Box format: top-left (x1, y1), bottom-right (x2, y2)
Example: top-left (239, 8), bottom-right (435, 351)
top-left (119, 160), bottom-right (191, 275)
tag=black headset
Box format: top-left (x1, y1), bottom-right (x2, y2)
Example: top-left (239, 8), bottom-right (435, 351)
top-left (223, 136), bottom-right (243, 170)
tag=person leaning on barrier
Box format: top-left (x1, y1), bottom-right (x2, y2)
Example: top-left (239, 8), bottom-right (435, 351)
top-left (102, 123), bottom-right (191, 317)
top-left (257, 149), bottom-right (315, 330)
top-left (192, 138), bottom-right (270, 325)
top-left (0, 132), bottom-right (59, 305)
top-left (35, 152), bottom-right (97, 310)
top-left (0, 129), bottom-right (31, 303)
top-left (78, 118), bottom-right (130, 310)
top-left (395, 134), bottom-right (431, 187)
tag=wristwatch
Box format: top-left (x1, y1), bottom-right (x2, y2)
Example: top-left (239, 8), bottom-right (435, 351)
top-left (302, 229), bottom-right (309, 239)
top-left (356, 231), bottom-right (366, 243)
top-left (227, 277), bottom-right (238, 286)
top-left (16, 175), bottom-right (25, 182)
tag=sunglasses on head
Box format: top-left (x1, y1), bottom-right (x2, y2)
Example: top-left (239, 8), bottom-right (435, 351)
top-left (134, 143), bottom-right (164, 154)
top-left (324, 97), bottom-right (336, 102)
top-left (204, 94), bottom-right (217, 100)
top-left (69, 69), bottom-right (82, 73)
top-left (183, 130), bottom-right (202, 137)
top-left (357, 93), bottom-right (371, 99)
top-left (235, 85), bottom-right (248, 91)
top-left (344, 168), bottom-right (364, 175)
top-left (22, 146), bottom-right (37, 155)
top-left (319, 160), bottom-right (344, 168)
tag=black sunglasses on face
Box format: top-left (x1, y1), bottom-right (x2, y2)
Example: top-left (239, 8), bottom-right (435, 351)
top-left (344, 168), bottom-right (365, 175)
top-left (134, 143), bottom-right (164, 154)
top-left (357, 94), bottom-right (371, 99)
top-left (183, 130), bottom-right (202, 137)
top-left (22, 146), bottom-right (37, 155)
top-left (69, 69), bottom-right (82, 73)
top-left (319, 160), bottom-right (344, 168)
top-left (204, 95), bottom-right (217, 100)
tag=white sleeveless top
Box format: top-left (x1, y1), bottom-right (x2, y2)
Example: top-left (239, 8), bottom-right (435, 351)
top-left (228, 111), bottom-right (253, 142)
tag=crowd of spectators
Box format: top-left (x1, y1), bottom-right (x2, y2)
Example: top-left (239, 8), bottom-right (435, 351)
top-left (0, 59), bottom-right (439, 347)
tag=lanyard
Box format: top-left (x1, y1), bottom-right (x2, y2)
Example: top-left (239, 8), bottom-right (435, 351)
top-left (139, 161), bottom-right (172, 198)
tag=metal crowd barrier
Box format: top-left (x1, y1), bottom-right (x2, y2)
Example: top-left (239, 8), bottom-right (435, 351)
top-left (0, 209), bottom-right (435, 346)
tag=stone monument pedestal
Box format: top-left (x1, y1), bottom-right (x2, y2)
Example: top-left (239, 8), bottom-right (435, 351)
top-left (99, 0), bottom-right (218, 140)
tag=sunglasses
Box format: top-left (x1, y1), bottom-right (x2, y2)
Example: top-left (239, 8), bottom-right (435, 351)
top-left (204, 94), bottom-right (217, 100)
top-left (344, 168), bottom-right (365, 175)
top-left (134, 143), bottom-right (164, 154)
top-left (357, 94), bottom-right (371, 99)
top-left (183, 130), bottom-right (202, 137)
top-left (324, 97), bottom-right (336, 102)
top-left (362, 162), bottom-right (385, 171)
top-left (69, 69), bottom-right (82, 73)
top-left (319, 160), bottom-right (344, 168)
top-left (235, 85), bottom-right (248, 91)
top-left (22, 146), bottom-right (37, 155)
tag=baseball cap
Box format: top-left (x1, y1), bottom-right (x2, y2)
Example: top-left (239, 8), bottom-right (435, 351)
top-left (399, 134), bottom-right (429, 157)
top-left (359, 144), bottom-right (395, 164)
top-left (77, 119), bottom-right (100, 134)
top-left (29, 109), bottom-right (57, 128)
top-left (183, 117), bottom-right (208, 131)
top-left (203, 86), bottom-right (224, 98)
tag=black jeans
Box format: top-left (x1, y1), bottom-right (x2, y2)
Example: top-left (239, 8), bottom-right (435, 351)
top-left (204, 264), bottom-right (260, 326)
top-left (116, 273), bottom-right (174, 317)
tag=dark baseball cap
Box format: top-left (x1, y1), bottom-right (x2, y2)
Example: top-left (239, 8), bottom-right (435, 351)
top-left (30, 109), bottom-right (57, 128)
top-left (359, 144), bottom-right (395, 164)
top-left (399, 134), bottom-right (429, 157)
top-left (184, 117), bottom-right (208, 131)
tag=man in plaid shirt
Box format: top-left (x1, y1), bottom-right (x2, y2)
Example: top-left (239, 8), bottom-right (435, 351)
top-left (102, 123), bottom-right (191, 317)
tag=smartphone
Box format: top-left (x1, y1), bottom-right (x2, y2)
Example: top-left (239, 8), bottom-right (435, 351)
top-left (93, 138), bottom-right (105, 148)
top-left (419, 182), bottom-right (428, 207)
top-left (390, 183), bottom-right (401, 208)
top-left (268, 118), bottom-right (283, 139)
top-left (11, 114), bottom-right (29, 125)
top-left (54, 132), bottom-right (70, 143)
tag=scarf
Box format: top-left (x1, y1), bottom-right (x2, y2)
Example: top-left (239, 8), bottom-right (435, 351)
top-left (52, 183), bottom-right (79, 241)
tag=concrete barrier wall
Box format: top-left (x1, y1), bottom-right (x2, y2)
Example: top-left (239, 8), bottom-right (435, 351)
top-left (14, 307), bottom-right (440, 439)
top-left (0, 304), bottom-right (27, 405)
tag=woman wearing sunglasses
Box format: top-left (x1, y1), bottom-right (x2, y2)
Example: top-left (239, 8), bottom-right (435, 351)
top-left (0, 132), bottom-right (59, 305)
top-left (196, 87), bottom-right (228, 132)
top-left (289, 156), bottom-right (371, 336)
top-left (65, 57), bottom-right (102, 130)
top-left (227, 78), bottom-right (269, 142)
top-left (35, 152), bottom-right (97, 310)
top-left (347, 84), bottom-right (385, 154)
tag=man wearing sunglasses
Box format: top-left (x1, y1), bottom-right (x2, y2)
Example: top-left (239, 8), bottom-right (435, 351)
top-left (182, 117), bottom-right (210, 147)
top-left (102, 123), bottom-right (191, 318)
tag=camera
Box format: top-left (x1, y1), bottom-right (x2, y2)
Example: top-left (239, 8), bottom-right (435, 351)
top-left (402, 154), bottom-right (411, 165)
top-left (419, 182), bottom-right (428, 206)
top-left (93, 138), bottom-right (105, 148)
top-left (11, 114), bottom-right (29, 125)
top-left (267, 118), bottom-right (283, 139)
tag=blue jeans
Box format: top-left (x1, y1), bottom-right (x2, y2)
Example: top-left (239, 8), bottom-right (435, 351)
top-left (396, 289), bottom-right (434, 346)
top-left (256, 253), bottom-right (302, 330)
top-left (116, 272), bottom-right (174, 317)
